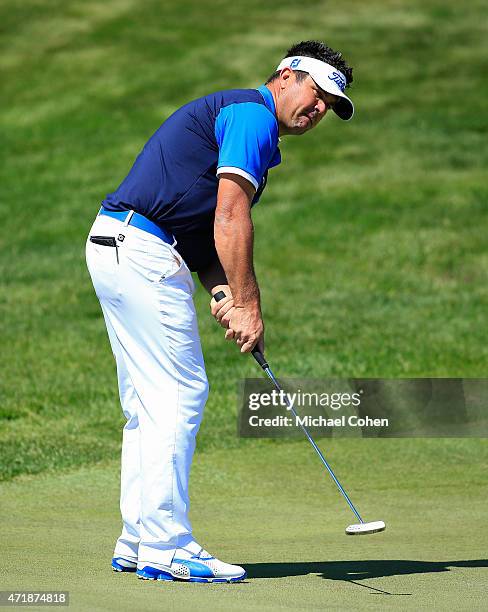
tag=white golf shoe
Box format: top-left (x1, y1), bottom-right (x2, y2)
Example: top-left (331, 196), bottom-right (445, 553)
top-left (136, 549), bottom-right (246, 583)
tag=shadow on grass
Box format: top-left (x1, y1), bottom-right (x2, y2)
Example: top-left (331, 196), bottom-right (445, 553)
top-left (244, 559), bottom-right (488, 594)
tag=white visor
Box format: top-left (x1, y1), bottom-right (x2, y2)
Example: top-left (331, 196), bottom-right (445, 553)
top-left (276, 56), bottom-right (354, 120)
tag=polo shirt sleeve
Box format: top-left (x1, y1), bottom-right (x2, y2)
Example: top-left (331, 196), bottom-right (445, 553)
top-left (214, 102), bottom-right (278, 190)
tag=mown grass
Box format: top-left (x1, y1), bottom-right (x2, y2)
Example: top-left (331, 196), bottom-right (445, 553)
top-left (1, 0), bottom-right (487, 479)
top-left (1, 441), bottom-right (487, 610)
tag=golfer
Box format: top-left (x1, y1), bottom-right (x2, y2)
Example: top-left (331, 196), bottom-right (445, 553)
top-left (86, 40), bottom-right (354, 583)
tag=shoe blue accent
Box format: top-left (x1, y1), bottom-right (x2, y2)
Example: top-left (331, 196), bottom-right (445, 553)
top-left (172, 558), bottom-right (214, 578)
top-left (112, 557), bottom-right (137, 572)
top-left (136, 566), bottom-right (173, 581)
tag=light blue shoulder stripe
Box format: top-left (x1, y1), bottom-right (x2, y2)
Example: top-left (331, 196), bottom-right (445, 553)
top-left (214, 101), bottom-right (278, 149)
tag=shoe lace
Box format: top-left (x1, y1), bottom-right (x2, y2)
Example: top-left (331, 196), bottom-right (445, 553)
top-left (192, 548), bottom-right (213, 560)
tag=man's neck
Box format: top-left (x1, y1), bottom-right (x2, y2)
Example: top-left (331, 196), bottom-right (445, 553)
top-left (264, 82), bottom-right (287, 136)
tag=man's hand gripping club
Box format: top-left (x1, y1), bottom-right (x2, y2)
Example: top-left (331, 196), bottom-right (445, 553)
top-left (212, 289), bottom-right (264, 353)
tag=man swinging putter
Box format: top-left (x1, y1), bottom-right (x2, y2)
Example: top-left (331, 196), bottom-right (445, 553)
top-left (86, 40), bottom-right (354, 583)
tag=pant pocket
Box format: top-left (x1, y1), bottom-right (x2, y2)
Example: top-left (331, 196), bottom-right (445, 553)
top-left (85, 238), bottom-right (120, 300)
top-left (132, 244), bottom-right (181, 284)
top-left (160, 249), bottom-right (183, 282)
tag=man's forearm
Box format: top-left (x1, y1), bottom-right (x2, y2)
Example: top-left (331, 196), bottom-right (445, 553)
top-left (214, 213), bottom-right (260, 308)
top-left (197, 257), bottom-right (228, 295)
top-left (213, 175), bottom-right (264, 353)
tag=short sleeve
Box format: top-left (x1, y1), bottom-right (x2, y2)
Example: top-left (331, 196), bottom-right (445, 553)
top-left (214, 102), bottom-right (279, 190)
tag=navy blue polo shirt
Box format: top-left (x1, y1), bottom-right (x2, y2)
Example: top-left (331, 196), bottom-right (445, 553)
top-left (102, 85), bottom-right (281, 271)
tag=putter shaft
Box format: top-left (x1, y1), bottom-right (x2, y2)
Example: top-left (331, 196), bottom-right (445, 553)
top-left (257, 355), bottom-right (363, 524)
top-left (211, 291), bottom-right (364, 524)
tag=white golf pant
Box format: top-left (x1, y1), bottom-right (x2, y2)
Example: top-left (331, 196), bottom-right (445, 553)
top-left (86, 213), bottom-right (209, 566)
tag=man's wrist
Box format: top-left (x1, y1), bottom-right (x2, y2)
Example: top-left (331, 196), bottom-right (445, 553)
top-left (227, 278), bottom-right (260, 309)
top-left (234, 299), bottom-right (261, 310)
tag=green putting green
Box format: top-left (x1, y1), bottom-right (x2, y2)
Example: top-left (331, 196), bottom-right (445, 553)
top-left (1, 440), bottom-right (487, 610)
top-left (2, 0), bottom-right (488, 609)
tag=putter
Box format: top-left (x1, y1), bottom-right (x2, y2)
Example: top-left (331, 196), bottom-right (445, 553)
top-left (213, 290), bottom-right (386, 536)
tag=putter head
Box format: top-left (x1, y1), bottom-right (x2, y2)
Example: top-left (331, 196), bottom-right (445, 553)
top-left (346, 520), bottom-right (386, 535)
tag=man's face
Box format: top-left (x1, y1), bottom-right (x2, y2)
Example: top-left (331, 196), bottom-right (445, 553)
top-left (277, 70), bottom-right (341, 136)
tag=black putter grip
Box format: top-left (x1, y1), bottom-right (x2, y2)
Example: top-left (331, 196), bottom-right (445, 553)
top-left (212, 290), bottom-right (268, 370)
top-left (251, 347), bottom-right (268, 370)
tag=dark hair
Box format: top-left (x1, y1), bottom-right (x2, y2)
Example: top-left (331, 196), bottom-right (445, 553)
top-left (266, 40), bottom-right (353, 88)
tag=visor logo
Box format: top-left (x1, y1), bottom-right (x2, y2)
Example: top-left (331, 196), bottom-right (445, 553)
top-left (328, 71), bottom-right (346, 92)
top-left (290, 58), bottom-right (301, 68)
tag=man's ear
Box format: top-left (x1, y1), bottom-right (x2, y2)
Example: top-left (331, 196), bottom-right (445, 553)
top-left (279, 67), bottom-right (294, 90)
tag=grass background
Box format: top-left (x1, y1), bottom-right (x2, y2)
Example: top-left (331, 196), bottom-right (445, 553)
top-left (0, 1), bottom-right (487, 608)
top-left (1, 0), bottom-right (487, 479)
